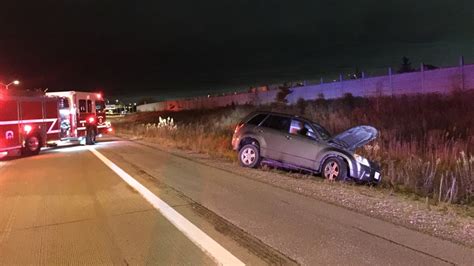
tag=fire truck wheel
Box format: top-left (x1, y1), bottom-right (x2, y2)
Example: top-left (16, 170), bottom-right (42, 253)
top-left (23, 135), bottom-right (41, 156)
top-left (86, 128), bottom-right (96, 145)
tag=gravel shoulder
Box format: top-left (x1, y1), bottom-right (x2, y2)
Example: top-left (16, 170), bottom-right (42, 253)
top-left (117, 134), bottom-right (474, 248)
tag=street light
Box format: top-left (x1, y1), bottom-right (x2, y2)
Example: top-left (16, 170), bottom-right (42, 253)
top-left (0, 80), bottom-right (20, 90)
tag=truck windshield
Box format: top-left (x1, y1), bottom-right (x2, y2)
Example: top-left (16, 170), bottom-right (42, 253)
top-left (95, 100), bottom-right (105, 112)
top-left (59, 98), bottom-right (69, 109)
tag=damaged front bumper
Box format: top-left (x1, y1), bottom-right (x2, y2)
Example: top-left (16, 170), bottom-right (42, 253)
top-left (355, 161), bottom-right (381, 183)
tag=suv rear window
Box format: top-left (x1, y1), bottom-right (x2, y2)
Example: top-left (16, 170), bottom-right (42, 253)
top-left (261, 115), bottom-right (291, 131)
top-left (247, 113), bottom-right (267, 126)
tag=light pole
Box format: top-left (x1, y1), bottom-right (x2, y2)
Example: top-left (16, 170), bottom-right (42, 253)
top-left (0, 80), bottom-right (20, 90)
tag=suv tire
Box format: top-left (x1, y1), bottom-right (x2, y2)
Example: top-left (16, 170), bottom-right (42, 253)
top-left (239, 144), bottom-right (261, 168)
top-left (322, 157), bottom-right (348, 181)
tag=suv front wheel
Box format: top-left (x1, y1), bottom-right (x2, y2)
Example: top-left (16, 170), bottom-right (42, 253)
top-left (322, 157), bottom-right (348, 181)
top-left (238, 144), bottom-right (261, 168)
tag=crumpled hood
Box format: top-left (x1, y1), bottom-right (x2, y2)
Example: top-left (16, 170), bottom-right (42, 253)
top-left (330, 126), bottom-right (378, 151)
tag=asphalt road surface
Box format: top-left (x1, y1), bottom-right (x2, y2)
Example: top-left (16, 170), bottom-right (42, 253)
top-left (0, 137), bottom-right (472, 265)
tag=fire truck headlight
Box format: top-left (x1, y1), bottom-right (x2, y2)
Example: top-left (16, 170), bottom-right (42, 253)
top-left (107, 127), bottom-right (113, 132)
top-left (88, 117), bottom-right (95, 123)
top-left (24, 125), bottom-right (32, 134)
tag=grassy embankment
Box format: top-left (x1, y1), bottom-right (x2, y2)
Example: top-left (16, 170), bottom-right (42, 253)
top-left (114, 92), bottom-right (473, 205)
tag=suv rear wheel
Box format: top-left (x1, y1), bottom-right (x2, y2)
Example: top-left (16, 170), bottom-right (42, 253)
top-left (322, 157), bottom-right (348, 181)
top-left (239, 144), bottom-right (261, 168)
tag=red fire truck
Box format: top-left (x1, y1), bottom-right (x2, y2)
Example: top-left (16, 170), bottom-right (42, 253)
top-left (0, 90), bottom-right (112, 158)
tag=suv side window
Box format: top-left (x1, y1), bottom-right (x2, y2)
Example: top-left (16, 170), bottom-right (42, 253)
top-left (304, 124), bottom-right (317, 140)
top-left (247, 113), bottom-right (267, 126)
top-left (261, 115), bottom-right (291, 132)
top-left (290, 119), bottom-right (317, 140)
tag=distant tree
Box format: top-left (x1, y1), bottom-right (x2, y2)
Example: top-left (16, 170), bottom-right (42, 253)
top-left (315, 93), bottom-right (326, 105)
top-left (275, 83), bottom-right (293, 104)
top-left (296, 98), bottom-right (308, 115)
top-left (341, 93), bottom-right (355, 109)
top-left (397, 56), bottom-right (415, 73)
top-left (422, 64), bottom-right (439, 70)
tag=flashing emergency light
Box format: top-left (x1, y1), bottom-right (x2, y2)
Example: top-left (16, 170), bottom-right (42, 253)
top-left (24, 125), bottom-right (32, 134)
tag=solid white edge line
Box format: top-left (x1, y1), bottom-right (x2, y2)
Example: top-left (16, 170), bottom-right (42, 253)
top-left (87, 147), bottom-right (245, 266)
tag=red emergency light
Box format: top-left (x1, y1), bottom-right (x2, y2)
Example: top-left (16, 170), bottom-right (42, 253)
top-left (24, 125), bottom-right (32, 134)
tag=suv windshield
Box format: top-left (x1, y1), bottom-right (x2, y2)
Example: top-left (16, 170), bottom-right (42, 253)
top-left (312, 123), bottom-right (331, 140)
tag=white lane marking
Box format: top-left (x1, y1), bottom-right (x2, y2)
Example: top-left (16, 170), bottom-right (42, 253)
top-left (88, 147), bottom-right (245, 266)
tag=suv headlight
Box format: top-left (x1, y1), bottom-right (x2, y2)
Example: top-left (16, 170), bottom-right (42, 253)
top-left (354, 154), bottom-right (370, 167)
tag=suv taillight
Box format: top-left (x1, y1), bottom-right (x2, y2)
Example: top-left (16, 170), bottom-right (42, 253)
top-left (234, 122), bottom-right (244, 133)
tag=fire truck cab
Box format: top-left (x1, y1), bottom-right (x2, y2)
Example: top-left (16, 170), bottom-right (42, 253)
top-left (0, 90), bottom-right (112, 158)
top-left (45, 91), bottom-right (111, 142)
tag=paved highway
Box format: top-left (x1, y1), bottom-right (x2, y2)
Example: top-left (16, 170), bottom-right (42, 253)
top-left (0, 137), bottom-right (472, 265)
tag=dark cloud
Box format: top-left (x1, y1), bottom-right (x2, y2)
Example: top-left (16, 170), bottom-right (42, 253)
top-left (1, 0), bottom-right (473, 99)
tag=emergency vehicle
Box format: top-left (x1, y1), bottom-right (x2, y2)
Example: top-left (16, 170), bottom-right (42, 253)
top-left (0, 90), bottom-right (112, 158)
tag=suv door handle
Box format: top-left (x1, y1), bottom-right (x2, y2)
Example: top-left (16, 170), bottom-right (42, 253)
top-left (285, 135), bottom-right (292, 140)
top-left (257, 129), bottom-right (264, 133)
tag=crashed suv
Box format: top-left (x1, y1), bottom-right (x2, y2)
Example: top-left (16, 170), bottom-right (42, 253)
top-left (231, 111), bottom-right (381, 183)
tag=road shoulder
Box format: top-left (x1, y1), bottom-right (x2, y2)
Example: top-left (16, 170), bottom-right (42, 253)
top-left (119, 135), bottom-right (474, 248)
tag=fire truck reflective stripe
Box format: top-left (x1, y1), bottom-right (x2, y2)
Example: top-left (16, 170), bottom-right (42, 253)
top-left (76, 126), bottom-right (107, 131)
top-left (0, 118), bottom-right (57, 125)
top-left (46, 119), bottom-right (58, 134)
top-left (0, 146), bottom-right (22, 151)
top-left (0, 118), bottom-right (59, 135)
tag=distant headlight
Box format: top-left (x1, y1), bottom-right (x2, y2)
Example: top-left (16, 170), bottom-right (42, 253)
top-left (354, 154), bottom-right (370, 167)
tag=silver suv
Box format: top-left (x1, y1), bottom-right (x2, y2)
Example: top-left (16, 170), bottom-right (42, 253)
top-left (232, 111), bottom-right (381, 183)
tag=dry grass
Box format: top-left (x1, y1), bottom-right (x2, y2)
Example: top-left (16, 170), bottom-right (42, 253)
top-left (114, 92), bottom-right (474, 205)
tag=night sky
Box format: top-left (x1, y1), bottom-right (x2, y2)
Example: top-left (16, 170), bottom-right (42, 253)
top-left (1, 1), bottom-right (473, 101)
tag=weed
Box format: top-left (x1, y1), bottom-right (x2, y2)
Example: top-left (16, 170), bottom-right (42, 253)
top-left (114, 92), bottom-right (474, 204)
